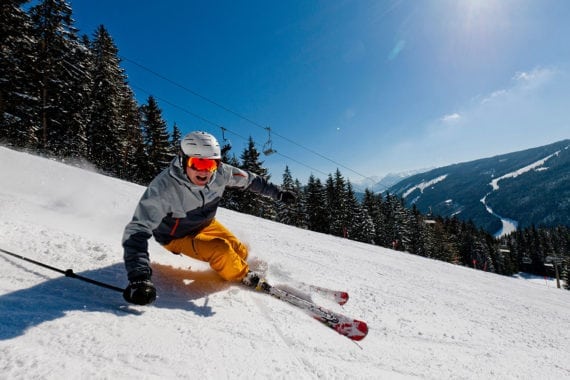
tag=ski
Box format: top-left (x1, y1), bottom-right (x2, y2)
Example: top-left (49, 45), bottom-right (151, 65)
top-left (300, 282), bottom-right (349, 306)
top-left (255, 280), bottom-right (368, 341)
top-left (274, 280), bottom-right (350, 306)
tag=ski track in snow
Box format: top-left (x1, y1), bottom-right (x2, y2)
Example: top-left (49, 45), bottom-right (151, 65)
top-left (1, 146), bottom-right (569, 379)
top-left (482, 149), bottom-right (562, 237)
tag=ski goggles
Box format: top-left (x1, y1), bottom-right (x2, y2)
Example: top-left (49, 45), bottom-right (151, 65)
top-left (187, 157), bottom-right (219, 172)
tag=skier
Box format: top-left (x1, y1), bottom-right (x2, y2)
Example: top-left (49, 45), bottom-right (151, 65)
top-left (122, 131), bottom-right (296, 305)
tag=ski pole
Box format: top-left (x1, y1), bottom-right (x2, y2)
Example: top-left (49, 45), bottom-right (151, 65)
top-left (0, 247), bottom-right (124, 293)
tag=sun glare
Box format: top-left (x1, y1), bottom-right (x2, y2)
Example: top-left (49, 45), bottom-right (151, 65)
top-left (458, 1), bottom-right (509, 37)
top-left (441, 0), bottom-right (512, 65)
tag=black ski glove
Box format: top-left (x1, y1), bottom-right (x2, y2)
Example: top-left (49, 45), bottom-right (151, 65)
top-left (278, 190), bottom-right (297, 204)
top-left (123, 276), bottom-right (157, 305)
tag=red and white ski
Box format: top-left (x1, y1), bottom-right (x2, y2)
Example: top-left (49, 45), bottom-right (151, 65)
top-left (303, 283), bottom-right (350, 306)
top-left (256, 280), bottom-right (368, 341)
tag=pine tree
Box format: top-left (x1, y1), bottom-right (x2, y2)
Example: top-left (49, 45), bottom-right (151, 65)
top-left (140, 95), bottom-right (171, 182)
top-left (118, 85), bottom-right (144, 183)
top-left (424, 217), bottom-right (455, 262)
top-left (327, 170), bottom-right (348, 237)
top-left (170, 123), bottom-right (182, 158)
top-left (219, 153), bottom-right (243, 212)
top-left (551, 226), bottom-right (569, 289)
top-left (277, 165), bottom-right (297, 226)
top-left (410, 206), bottom-right (429, 257)
top-left (471, 235), bottom-right (491, 271)
top-left (443, 217), bottom-right (463, 265)
top-left (305, 174), bottom-right (329, 233)
top-left (28, 0), bottom-right (90, 157)
top-left (292, 178), bottom-right (308, 229)
top-left (0, 1), bottom-right (39, 148)
top-left (239, 137), bottom-right (275, 220)
top-left (402, 204), bottom-right (423, 255)
top-left (391, 195), bottom-right (413, 251)
top-left (345, 182), bottom-right (375, 243)
top-left (62, 33), bottom-right (92, 159)
top-left (420, 217), bottom-right (437, 258)
top-left (381, 193), bottom-right (399, 249)
top-left (459, 221), bottom-right (477, 267)
top-left (363, 190), bottom-right (390, 247)
top-left (362, 190), bottom-right (380, 223)
top-left (528, 225), bottom-right (546, 275)
top-left (87, 25), bottom-right (125, 175)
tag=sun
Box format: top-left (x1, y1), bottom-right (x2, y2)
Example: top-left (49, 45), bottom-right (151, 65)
top-left (457, 0), bottom-right (509, 37)
top-left (438, 0), bottom-right (512, 66)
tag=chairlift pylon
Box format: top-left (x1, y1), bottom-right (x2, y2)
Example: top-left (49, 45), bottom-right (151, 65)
top-left (263, 127), bottom-right (276, 156)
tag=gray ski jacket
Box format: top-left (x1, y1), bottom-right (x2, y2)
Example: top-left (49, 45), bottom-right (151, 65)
top-left (122, 157), bottom-right (281, 281)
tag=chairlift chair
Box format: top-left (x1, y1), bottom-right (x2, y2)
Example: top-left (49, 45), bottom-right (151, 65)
top-left (263, 127), bottom-right (276, 156)
top-left (220, 127), bottom-right (232, 155)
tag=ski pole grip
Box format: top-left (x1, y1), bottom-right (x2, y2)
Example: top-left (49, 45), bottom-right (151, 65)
top-left (65, 269), bottom-right (76, 278)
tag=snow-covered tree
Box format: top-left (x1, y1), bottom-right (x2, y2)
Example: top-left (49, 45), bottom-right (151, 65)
top-left (345, 181), bottom-right (375, 243)
top-left (239, 137), bottom-right (275, 220)
top-left (169, 122), bottom-right (182, 158)
top-left (305, 174), bottom-right (329, 234)
top-left (87, 25), bottom-right (125, 175)
top-left (277, 166), bottom-right (298, 226)
top-left (117, 84), bottom-right (144, 183)
top-left (0, 1), bottom-right (39, 148)
top-left (219, 153), bottom-right (243, 212)
top-left (140, 95), bottom-right (171, 182)
top-left (29, 0), bottom-right (90, 157)
top-left (327, 170), bottom-right (348, 237)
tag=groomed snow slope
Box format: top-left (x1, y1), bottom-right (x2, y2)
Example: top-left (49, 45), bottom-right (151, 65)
top-left (1, 146), bottom-right (569, 379)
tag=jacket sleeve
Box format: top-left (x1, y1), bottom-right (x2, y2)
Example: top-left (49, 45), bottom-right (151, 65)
top-left (122, 182), bottom-right (170, 281)
top-left (224, 164), bottom-right (281, 199)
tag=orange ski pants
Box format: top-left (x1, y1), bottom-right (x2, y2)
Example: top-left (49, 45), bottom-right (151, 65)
top-left (163, 219), bottom-right (249, 281)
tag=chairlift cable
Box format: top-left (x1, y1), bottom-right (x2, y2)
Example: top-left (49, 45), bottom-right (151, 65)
top-left (130, 84), bottom-right (355, 179)
top-left (131, 84), bottom-right (221, 129)
top-left (125, 57), bottom-right (373, 180)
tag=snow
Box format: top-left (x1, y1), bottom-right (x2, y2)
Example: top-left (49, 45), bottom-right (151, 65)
top-left (402, 174), bottom-right (448, 198)
top-left (1, 146), bottom-right (569, 379)
top-left (482, 150), bottom-right (563, 237)
top-left (480, 194), bottom-right (518, 238)
top-left (513, 273), bottom-right (561, 288)
top-left (489, 150), bottom-right (561, 191)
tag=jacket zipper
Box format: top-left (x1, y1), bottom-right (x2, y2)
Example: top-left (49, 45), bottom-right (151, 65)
top-left (169, 218), bottom-right (180, 236)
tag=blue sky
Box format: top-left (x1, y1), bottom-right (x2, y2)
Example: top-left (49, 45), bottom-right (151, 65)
top-left (70, 0), bottom-right (570, 185)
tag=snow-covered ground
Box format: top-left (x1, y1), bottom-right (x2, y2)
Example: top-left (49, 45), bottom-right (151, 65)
top-left (480, 194), bottom-right (518, 238)
top-left (1, 146), bottom-right (569, 379)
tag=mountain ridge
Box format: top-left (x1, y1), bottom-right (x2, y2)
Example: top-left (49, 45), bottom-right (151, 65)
top-left (352, 168), bottom-right (433, 193)
top-left (386, 139), bottom-right (570, 234)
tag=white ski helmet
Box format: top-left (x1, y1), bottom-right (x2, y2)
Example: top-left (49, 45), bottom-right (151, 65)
top-left (180, 131), bottom-right (221, 159)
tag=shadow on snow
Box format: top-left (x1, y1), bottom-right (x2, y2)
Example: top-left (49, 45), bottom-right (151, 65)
top-left (0, 256), bottom-right (229, 340)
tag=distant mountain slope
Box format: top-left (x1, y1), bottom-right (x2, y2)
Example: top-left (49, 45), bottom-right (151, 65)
top-left (352, 168), bottom-right (432, 193)
top-left (387, 140), bottom-right (570, 234)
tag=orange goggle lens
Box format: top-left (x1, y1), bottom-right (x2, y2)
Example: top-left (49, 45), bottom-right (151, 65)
top-left (187, 157), bottom-right (219, 172)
